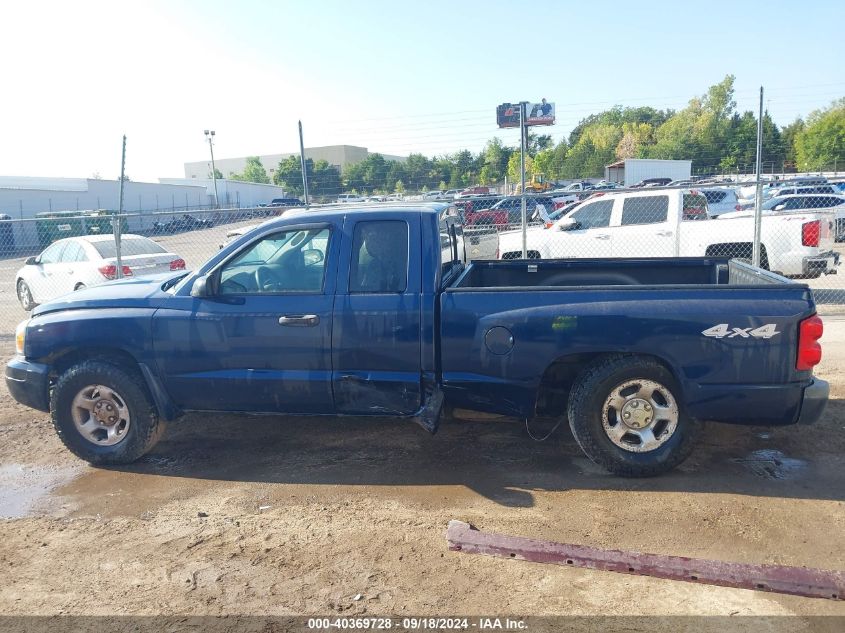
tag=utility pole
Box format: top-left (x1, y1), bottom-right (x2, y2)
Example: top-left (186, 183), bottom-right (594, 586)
top-left (115, 135), bottom-right (126, 278)
top-left (519, 101), bottom-right (527, 259)
top-left (752, 87), bottom-right (764, 268)
top-left (299, 120), bottom-right (310, 206)
top-left (204, 130), bottom-right (219, 208)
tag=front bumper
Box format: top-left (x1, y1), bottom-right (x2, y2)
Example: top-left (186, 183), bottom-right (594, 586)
top-left (803, 251), bottom-right (840, 275)
top-left (795, 378), bottom-right (829, 425)
top-left (5, 357), bottom-right (50, 413)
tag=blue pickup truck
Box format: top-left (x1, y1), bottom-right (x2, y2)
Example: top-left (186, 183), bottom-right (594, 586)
top-left (6, 204), bottom-right (829, 476)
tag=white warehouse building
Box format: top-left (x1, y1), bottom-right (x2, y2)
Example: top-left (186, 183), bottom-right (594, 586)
top-left (0, 176), bottom-right (287, 252)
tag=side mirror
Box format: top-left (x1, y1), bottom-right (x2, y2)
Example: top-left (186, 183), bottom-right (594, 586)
top-left (557, 217), bottom-right (580, 231)
top-left (190, 274), bottom-right (210, 298)
top-left (24, 256), bottom-right (37, 265)
top-left (302, 249), bottom-right (324, 266)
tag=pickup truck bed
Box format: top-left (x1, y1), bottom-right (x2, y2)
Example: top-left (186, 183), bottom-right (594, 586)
top-left (439, 258), bottom-right (827, 433)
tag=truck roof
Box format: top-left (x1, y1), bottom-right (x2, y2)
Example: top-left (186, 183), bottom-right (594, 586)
top-left (262, 201), bottom-right (453, 226)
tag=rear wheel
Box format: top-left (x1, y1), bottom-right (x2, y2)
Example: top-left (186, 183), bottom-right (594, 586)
top-left (51, 360), bottom-right (165, 465)
top-left (17, 279), bottom-right (36, 311)
top-left (567, 355), bottom-right (700, 477)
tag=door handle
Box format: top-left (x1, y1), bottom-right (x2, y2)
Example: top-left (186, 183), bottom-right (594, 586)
top-left (594, 234), bottom-right (611, 240)
top-left (656, 230), bottom-right (673, 237)
top-left (278, 314), bottom-right (320, 327)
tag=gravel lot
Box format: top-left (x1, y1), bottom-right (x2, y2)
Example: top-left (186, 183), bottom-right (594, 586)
top-left (0, 221), bottom-right (844, 621)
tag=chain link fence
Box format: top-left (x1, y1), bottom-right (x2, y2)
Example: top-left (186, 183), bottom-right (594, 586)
top-left (1, 177), bottom-right (843, 339)
top-left (461, 177), bottom-right (844, 306)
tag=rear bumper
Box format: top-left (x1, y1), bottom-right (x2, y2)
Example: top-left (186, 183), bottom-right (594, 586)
top-left (686, 378), bottom-right (828, 426)
top-left (5, 357), bottom-right (50, 413)
top-left (795, 378), bottom-right (829, 425)
top-left (803, 251), bottom-right (839, 275)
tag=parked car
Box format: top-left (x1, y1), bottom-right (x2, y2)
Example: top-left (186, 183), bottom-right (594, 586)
top-left (464, 195), bottom-right (555, 227)
top-left (15, 234), bottom-right (185, 311)
top-left (152, 214), bottom-right (214, 234)
top-left (453, 195), bottom-right (504, 225)
top-left (498, 189), bottom-right (839, 278)
top-left (336, 194), bottom-right (365, 203)
top-left (630, 178), bottom-right (673, 188)
top-left (268, 197), bottom-right (305, 208)
top-left (719, 194), bottom-right (845, 242)
top-left (557, 182), bottom-right (594, 193)
top-left (456, 186), bottom-right (490, 198)
top-left (6, 205), bottom-right (828, 477)
top-left (219, 224), bottom-right (261, 249)
top-left (700, 188), bottom-right (742, 217)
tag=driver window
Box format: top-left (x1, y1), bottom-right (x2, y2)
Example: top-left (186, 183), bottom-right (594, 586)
top-left (218, 228), bottom-right (330, 295)
top-left (571, 200), bottom-right (614, 228)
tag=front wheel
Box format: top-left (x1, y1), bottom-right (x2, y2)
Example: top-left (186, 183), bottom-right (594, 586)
top-left (567, 355), bottom-right (700, 477)
top-left (17, 279), bottom-right (36, 311)
top-left (50, 360), bottom-right (165, 465)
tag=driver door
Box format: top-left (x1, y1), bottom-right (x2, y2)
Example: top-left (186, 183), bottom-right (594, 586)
top-left (152, 224), bottom-right (337, 413)
top-left (554, 199), bottom-right (614, 258)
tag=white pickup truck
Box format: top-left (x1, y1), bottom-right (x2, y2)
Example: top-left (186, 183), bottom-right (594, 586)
top-left (498, 189), bottom-right (839, 278)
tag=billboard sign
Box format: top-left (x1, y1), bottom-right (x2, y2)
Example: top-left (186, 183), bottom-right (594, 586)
top-left (497, 100), bottom-right (555, 128)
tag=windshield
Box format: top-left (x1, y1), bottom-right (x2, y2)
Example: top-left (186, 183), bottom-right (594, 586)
top-left (762, 197), bottom-right (786, 210)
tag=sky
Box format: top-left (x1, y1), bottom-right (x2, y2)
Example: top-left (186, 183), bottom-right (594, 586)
top-left (1, 0), bottom-right (843, 182)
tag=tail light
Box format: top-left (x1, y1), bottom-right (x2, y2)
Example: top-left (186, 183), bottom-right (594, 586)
top-left (735, 204), bottom-right (742, 211)
top-left (796, 315), bottom-right (823, 371)
top-left (802, 220), bottom-right (821, 247)
top-left (553, 201), bottom-right (566, 211)
top-left (169, 258), bottom-right (186, 270)
top-left (98, 264), bottom-right (133, 280)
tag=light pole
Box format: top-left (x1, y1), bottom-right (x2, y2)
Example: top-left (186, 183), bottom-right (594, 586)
top-left (204, 130), bottom-right (219, 209)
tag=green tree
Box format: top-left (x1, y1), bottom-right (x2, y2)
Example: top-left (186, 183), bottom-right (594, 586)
top-left (527, 132), bottom-right (553, 156)
top-left (615, 122), bottom-right (654, 160)
top-left (795, 99), bottom-right (845, 171)
top-left (272, 156), bottom-right (306, 195)
top-left (311, 159), bottom-right (342, 197)
top-left (507, 152), bottom-right (534, 183)
top-left (394, 179), bottom-right (405, 194)
top-left (781, 119), bottom-right (805, 169)
top-left (533, 140), bottom-right (568, 180)
top-left (479, 137), bottom-right (511, 184)
top-left (230, 156), bottom-right (270, 183)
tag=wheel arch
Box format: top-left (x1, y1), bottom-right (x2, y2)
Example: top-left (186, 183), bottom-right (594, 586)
top-left (48, 347), bottom-right (181, 421)
top-left (704, 242), bottom-right (769, 270)
top-left (535, 351), bottom-right (682, 417)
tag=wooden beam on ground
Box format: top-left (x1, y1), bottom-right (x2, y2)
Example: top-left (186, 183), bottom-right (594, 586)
top-left (446, 520), bottom-right (845, 601)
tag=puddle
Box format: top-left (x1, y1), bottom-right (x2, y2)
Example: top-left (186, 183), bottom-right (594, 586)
top-left (0, 463), bottom-right (83, 519)
top-left (732, 450), bottom-right (808, 480)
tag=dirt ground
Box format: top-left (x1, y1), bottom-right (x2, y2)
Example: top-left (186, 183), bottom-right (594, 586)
top-left (0, 320), bottom-right (844, 624)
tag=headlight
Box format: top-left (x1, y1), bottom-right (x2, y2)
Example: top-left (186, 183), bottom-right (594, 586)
top-left (15, 320), bottom-right (28, 355)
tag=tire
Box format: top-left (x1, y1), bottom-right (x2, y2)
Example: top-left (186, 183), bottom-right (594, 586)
top-left (17, 279), bottom-right (36, 311)
top-left (50, 360), bottom-right (165, 465)
top-left (567, 355), bottom-right (700, 477)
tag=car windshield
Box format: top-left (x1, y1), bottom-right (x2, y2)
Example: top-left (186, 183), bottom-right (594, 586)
top-left (92, 237), bottom-right (168, 258)
top-left (761, 197), bottom-right (793, 211)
